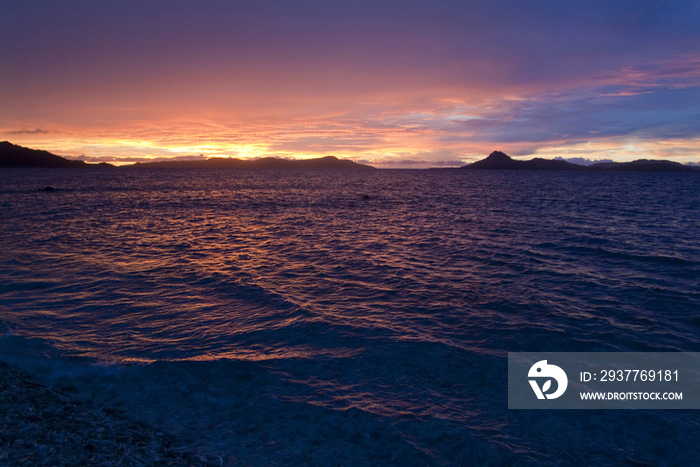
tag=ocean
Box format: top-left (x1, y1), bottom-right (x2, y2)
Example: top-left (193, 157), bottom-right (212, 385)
top-left (1, 168), bottom-right (699, 466)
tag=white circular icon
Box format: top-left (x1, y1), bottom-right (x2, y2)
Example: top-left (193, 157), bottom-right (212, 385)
top-left (528, 360), bottom-right (568, 400)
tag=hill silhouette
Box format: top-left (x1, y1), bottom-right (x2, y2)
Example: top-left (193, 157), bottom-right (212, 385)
top-left (0, 141), bottom-right (113, 168)
top-left (464, 151), bottom-right (585, 170)
top-left (586, 159), bottom-right (696, 172)
top-left (125, 156), bottom-right (374, 170)
top-left (0, 142), bottom-right (373, 170)
top-left (463, 151), bottom-right (699, 172)
top-left (3, 142), bottom-right (696, 172)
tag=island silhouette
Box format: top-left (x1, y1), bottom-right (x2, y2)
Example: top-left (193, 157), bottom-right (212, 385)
top-left (461, 151), bottom-right (698, 172)
top-left (125, 155), bottom-right (374, 170)
top-left (0, 141), bottom-right (113, 168)
top-left (1, 142), bottom-right (697, 172)
top-left (0, 142), bottom-right (372, 170)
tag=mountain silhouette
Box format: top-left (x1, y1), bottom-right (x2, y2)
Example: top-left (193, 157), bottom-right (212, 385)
top-left (0, 141), bottom-right (113, 168)
top-left (463, 151), bottom-right (698, 172)
top-left (0, 142), bottom-right (372, 170)
top-left (464, 151), bottom-right (585, 170)
top-left (3, 142), bottom-right (696, 172)
top-left (586, 159), bottom-right (697, 172)
top-left (125, 155), bottom-right (374, 170)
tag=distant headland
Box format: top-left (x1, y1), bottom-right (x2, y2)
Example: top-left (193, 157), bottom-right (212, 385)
top-left (125, 156), bottom-right (374, 170)
top-left (0, 141), bottom-right (114, 168)
top-left (0, 141), bottom-right (373, 170)
top-left (461, 151), bottom-right (699, 172)
top-left (1, 142), bottom-right (697, 172)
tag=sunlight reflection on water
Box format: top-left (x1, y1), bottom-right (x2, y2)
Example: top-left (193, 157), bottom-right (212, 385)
top-left (1, 168), bottom-right (700, 465)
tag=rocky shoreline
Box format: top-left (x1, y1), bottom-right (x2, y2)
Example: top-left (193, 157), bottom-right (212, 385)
top-left (0, 362), bottom-right (235, 467)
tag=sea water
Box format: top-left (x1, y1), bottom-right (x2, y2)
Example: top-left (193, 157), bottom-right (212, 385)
top-left (1, 168), bottom-right (699, 466)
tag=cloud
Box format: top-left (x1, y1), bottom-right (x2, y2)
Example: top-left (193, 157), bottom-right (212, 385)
top-left (6, 128), bottom-right (51, 135)
top-left (1, 1), bottom-right (699, 164)
top-left (439, 82), bottom-right (700, 149)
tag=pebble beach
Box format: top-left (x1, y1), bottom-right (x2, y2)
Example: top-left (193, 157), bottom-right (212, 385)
top-left (0, 362), bottom-right (228, 467)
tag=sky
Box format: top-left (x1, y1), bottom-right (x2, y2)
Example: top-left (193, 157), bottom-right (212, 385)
top-left (1, 0), bottom-right (699, 167)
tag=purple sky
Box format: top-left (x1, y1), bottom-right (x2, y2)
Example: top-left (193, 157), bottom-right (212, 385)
top-left (2, 0), bottom-right (699, 166)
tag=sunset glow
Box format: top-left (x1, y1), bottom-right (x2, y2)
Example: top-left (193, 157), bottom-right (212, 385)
top-left (2, 1), bottom-right (699, 166)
